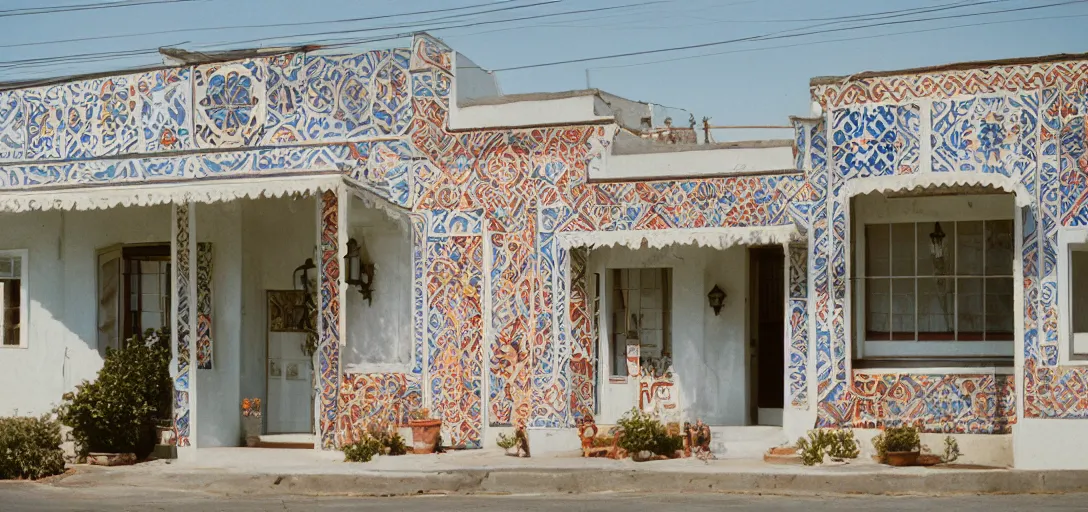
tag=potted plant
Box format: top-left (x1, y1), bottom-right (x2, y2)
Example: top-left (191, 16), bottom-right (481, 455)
top-left (241, 398), bottom-right (262, 447)
top-left (872, 424), bottom-right (921, 466)
top-left (407, 409), bottom-right (441, 454)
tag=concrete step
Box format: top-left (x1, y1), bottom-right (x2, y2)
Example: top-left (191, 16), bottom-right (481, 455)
top-left (709, 426), bottom-right (787, 459)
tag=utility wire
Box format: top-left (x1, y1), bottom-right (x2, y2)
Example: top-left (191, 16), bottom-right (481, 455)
top-left (589, 12), bottom-right (1088, 71)
top-left (297, 1), bottom-right (666, 50)
top-left (0, 0), bottom-right (537, 50)
top-left (205, 0), bottom-right (604, 48)
top-left (0, 0), bottom-right (195, 18)
top-left (492, 0), bottom-right (1088, 71)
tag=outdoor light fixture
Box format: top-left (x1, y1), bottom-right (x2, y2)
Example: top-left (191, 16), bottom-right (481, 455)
top-left (344, 238), bottom-right (376, 305)
top-left (707, 285), bottom-right (726, 316)
top-left (930, 222), bottom-right (947, 259)
top-left (293, 258), bottom-right (316, 294)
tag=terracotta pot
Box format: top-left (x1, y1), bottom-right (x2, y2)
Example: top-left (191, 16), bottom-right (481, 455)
top-left (886, 450), bottom-right (920, 467)
top-left (409, 419), bottom-right (441, 454)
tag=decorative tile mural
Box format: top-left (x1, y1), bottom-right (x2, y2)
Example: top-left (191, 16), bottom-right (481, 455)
top-left (172, 203), bottom-right (192, 447)
top-left (8, 33), bottom-right (1088, 449)
top-left (196, 242), bottom-right (213, 370)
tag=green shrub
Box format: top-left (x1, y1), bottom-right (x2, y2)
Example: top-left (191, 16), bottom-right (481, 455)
top-left (872, 424), bottom-right (921, 462)
top-left (57, 328), bottom-right (171, 459)
top-left (0, 415), bottom-right (66, 480)
top-left (795, 429), bottom-right (860, 466)
top-left (496, 432), bottom-right (517, 450)
top-left (615, 409), bottom-right (683, 458)
top-left (342, 435), bottom-right (383, 463)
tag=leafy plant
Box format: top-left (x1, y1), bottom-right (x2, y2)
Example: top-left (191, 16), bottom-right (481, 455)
top-left (496, 432), bottom-right (517, 450)
top-left (0, 415), bottom-right (66, 480)
top-left (57, 328), bottom-right (171, 459)
top-left (615, 409), bottom-right (683, 458)
top-left (795, 429), bottom-right (860, 466)
top-left (942, 436), bottom-right (961, 463)
top-left (342, 435), bottom-right (383, 463)
top-left (872, 424), bottom-right (921, 462)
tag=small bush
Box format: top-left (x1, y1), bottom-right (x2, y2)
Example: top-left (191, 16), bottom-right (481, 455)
top-left (795, 429), bottom-right (860, 466)
top-left (496, 432), bottom-right (516, 450)
top-left (57, 328), bottom-right (171, 459)
top-left (342, 436), bottom-right (383, 463)
top-left (942, 436), bottom-right (961, 463)
top-left (615, 409), bottom-right (682, 458)
top-left (343, 424), bottom-right (408, 462)
top-left (872, 424), bottom-right (921, 462)
top-left (0, 415), bottom-right (66, 480)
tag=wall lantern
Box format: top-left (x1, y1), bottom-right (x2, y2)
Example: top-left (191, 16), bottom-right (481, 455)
top-left (293, 258), bottom-right (316, 294)
top-left (930, 222), bottom-right (947, 259)
top-left (707, 285), bottom-right (726, 316)
top-left (345, 238), bottom-right (376, 306)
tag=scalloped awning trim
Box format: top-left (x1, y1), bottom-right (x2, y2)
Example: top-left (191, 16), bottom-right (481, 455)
top-left (556, 225), bottom-right (802, 250)
top-left (838, 172), bottom-right (1032, 207)
top-left (0, 174), bottom-right (348, 213)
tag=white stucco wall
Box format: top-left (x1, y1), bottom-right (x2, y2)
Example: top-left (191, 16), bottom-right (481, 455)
top-left (595, 144), bottom-right (795, 181)
top-left (239, 196), bottom-right (318, 433)
top-left (343, 204), bottom-right (412, 371)
top-left (0, 206), bottom-right (171, 417)
top-left (589, 244), bottom-right (750, 426)
top-left (195, 202), bottom-right (243, 447)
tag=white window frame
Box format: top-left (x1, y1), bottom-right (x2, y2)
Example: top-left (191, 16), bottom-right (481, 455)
top-left (1057, 227), bottom-right (1088, 365)
top-left (0, 249), bottom-right (29, 349)
top-left (852, 194), bottom-right (1015, 360)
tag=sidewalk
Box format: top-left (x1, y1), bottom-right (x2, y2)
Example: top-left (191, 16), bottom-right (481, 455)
top-left (46, 448), bottom-right (1088, 497)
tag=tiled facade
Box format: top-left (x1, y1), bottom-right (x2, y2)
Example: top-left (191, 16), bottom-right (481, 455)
top-left (2, 34), bottom-right (1088, 452)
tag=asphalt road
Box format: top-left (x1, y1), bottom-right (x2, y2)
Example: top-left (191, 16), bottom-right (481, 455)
top-left (3, 483), bottom-right (1088, 511)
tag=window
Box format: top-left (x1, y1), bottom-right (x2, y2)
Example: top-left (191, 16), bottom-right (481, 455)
top-left (0, 250), bottom-right (27, 348)
top-left (609, 268), bottom-right (672, 377)
top-left (97, 244), bottom-right (171, 353)
top-left (1070, 250), bottom-right (1088, 356)
top-left (861, 220), bottom-right (1014, 358)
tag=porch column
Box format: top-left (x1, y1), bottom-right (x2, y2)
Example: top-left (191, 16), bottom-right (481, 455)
top-left (316, 188), bottom-right (347, 449)
top-left (172, 202), bottom-right (198, 449)
top-left (783, 242), bottom-right (812, 440)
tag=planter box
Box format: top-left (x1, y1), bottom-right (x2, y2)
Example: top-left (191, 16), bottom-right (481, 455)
top-left (88, 452), bottom-right (136, 467)
top-left (242, 415), bottom-right (262, 447)
top-left (886, 450), bottom-right (920, 467)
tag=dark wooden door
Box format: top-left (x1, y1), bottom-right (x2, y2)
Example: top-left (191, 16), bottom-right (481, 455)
top-left (751, 247), bottom-right (785, 412)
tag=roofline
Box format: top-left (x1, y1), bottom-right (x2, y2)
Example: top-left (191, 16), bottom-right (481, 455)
top-left (0, 43), bottom-right (332, 92)
top-left (810, 50), bottom-right (1088, 86)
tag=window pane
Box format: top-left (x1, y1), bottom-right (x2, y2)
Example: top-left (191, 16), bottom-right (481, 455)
top-left (985, 220), bottom-right (1014, 276)
top-left (891, 224), bottom-right (915, 276)
top-left (955, 221), bottom-right (983, 275)
top-left (1, 279), bottom-right (18, 346)
top-left (866, 278), bottom-right (890, 340)
top-left (0, 257), bottom-right (13, 278)
top-left (917, 223), bottom-right (955, 276)
top-left (866, 224), bottom-right (890, 277)
top-left (1073, 252), bottom-right (1088, 334)
top-left (985, 277), bottom-right (1014, 340)
top-left (918, 278), bottom-right (954, 339)
top-left (957, 278), bottom-right (985, 340)
top-left (890, 278), bottom-right (915, 339)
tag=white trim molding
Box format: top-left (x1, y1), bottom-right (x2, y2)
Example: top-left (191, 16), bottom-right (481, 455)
top-left (1057, 226), bottom-right (1088, 365)
top-left (556, 225), bottom-right (802, 250)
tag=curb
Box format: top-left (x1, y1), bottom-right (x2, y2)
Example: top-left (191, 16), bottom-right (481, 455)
top-left (48, 467), bottom-right (1088, 497)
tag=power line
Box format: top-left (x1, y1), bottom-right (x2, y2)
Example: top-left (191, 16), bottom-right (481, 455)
top-left (0, 0), bottom-right (536, 50)
top-left (492, 0), bottom-right (1088, 71)
top-left (299, 1), bottom-right (666, 50)
top-left (0, 0), bottom-right (195, 18)
top-left (589, 12), bottom-right (1088, 71)
top-left (208, 0), bottom-right (603, 48)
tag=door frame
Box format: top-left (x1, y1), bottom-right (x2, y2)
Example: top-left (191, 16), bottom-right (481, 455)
top-left (264, 289), bottom-right (315, 435)
top-left (747, 246), bottom-right (785, 426)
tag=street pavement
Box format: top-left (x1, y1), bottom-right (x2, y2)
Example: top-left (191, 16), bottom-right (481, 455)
top-left (3, 483), bottom-right (1088, 512)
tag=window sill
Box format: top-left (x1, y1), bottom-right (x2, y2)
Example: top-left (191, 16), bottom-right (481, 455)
top-left (853, 357), bottom-right (1013, 373)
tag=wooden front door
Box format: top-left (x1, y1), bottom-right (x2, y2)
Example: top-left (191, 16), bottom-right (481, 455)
top-left (749, 246), bottom-right (784, 425)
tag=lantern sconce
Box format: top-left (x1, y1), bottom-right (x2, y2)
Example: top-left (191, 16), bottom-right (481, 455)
top-left (293, 258), bottom-right (316, 294)
top-left (929, 222), bottom-right (947, 259)
top-left (345, 238), bottom-right (376, 305)
top-left (707, 285), bottom-right (726, 316)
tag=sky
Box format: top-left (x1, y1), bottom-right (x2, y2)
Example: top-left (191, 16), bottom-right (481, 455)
top-left (1, 0), bottom-right (1086, 141)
